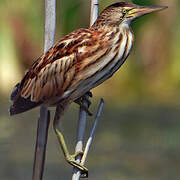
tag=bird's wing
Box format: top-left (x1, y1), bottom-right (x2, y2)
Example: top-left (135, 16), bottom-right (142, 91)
top-left (10, 28), bottom-right (108, 115)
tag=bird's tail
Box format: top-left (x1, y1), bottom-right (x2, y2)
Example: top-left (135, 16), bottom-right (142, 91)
top-left (9, 83), bottom-right (42, 116)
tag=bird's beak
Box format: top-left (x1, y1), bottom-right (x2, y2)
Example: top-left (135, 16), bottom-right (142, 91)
top-left (127, 5), bottom-right (168, 20)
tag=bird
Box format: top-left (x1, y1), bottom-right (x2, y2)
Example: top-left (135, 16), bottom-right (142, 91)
top-left (10, 1), bottom-right (167, 176)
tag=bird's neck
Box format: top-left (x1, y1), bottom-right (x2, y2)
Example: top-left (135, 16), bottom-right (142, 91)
top-left (92, 20), bottom-right (132, 34)
top-left (91, 23), bottom-right (134, 55)
top-left (118, 23), bottom-right (133, 37)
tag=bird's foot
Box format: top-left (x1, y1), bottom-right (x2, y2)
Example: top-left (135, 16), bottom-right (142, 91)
top-left (66, 151), bottom-right (88, 178)
top-left (75, 91), bottom-right (93, 116)
top-left (86, 91), bottom-right (93, 98)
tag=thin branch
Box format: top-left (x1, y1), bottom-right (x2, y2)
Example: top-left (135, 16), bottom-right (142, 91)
top-left (72, 2), bottom-right (99, 179)
top-left (75, 94), bottom-right (90, 156)
top-left (33, 0), bottom-right (56, 180)
top-left (72, 94), bottom-right (91, 180)
top-left (72, 99), bottom-right (104, 180)
top-left (90, 0), bottom-right (99, 26)
top-left (33, 109), bottom-right (50, 180)
top-left (81, 99), bottom-right (104, 164)
top-left (44, 0), bottom-right (56, 52)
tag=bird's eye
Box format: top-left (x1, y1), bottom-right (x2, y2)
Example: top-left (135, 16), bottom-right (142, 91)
top-left (122, 8), bottom-right (127, 15)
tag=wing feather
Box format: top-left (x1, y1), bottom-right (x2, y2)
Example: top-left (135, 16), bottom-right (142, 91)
top-left (10, 28), bottom-right (107, 115)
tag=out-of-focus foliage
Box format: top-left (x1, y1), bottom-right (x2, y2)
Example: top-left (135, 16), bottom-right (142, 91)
top-left (1, 103), bottom-right (180, 180)
top-left (1, 1), bottom-right (180, 180)
top-left (0, 0), bottom-right (179, 106)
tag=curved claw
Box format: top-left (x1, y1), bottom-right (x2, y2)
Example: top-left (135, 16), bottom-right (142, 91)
top-left (66, 154), bottom-right (88, 178)
top-left (74, 91), bottom-right (93, 116)
top-left (86, 91), bottom-right (93, 98)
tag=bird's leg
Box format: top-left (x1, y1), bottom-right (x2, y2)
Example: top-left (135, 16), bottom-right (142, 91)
top-left (53, 104), bottom-right (88, 177)
top-left (74, 91), bottom-right (93, 116)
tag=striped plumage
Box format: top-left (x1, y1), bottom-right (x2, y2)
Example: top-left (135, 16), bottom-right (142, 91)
top-left (9, 1), bottom-right (167, 176)
top-left (10, 2), bottom-right (167, 115)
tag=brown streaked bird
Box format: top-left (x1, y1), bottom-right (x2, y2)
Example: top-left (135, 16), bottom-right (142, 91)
top-left (10, 2), bottom-right (167, 176)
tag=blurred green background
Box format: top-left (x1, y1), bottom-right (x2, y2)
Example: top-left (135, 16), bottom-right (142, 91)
top-left (1, 0), bottom-right (180, 179)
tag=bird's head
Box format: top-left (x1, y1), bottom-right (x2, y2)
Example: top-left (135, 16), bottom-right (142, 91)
top-left (92, 2), bottom-right (167, 28)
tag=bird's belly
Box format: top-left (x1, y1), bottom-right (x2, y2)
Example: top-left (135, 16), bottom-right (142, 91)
top-left (91, 31), bottom-right (134, 89)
